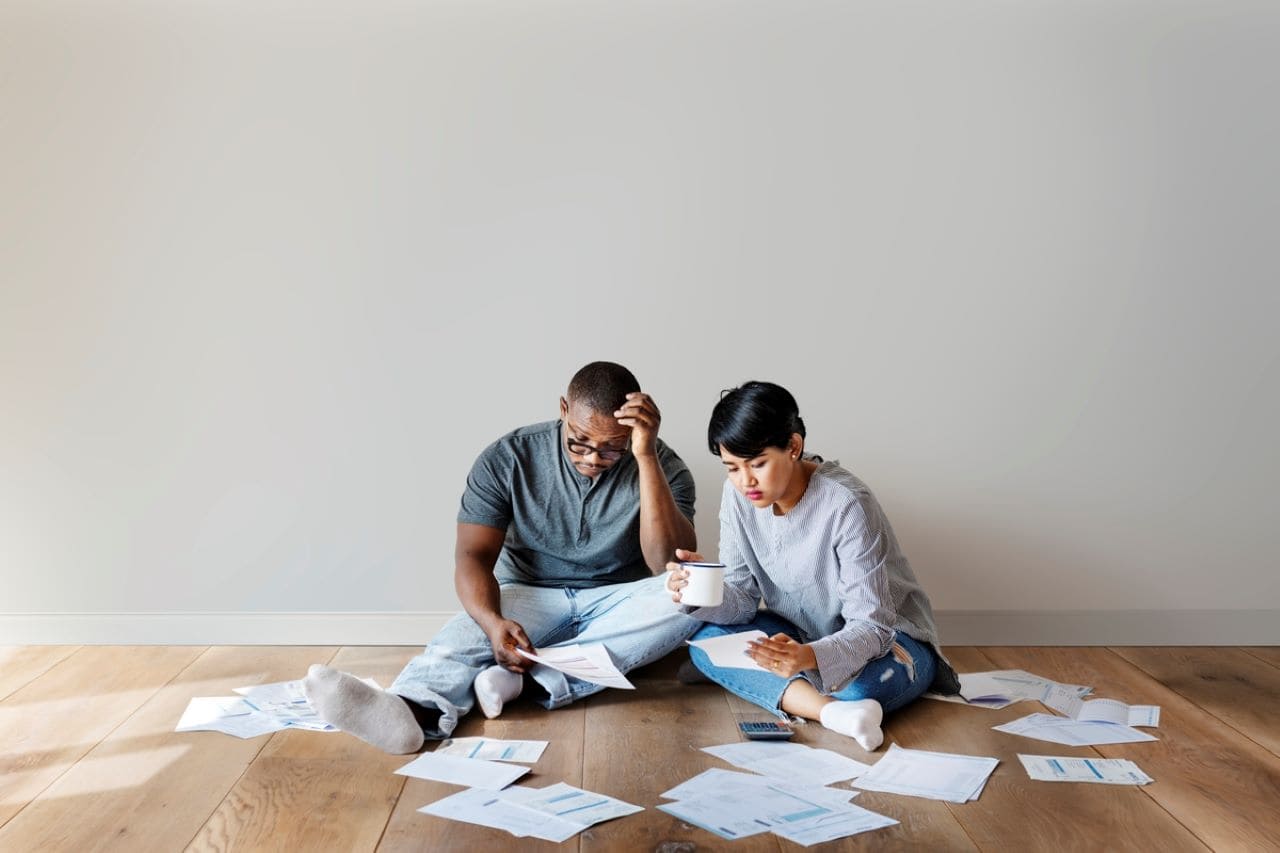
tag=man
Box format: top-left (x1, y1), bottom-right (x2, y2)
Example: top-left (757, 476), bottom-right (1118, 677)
top-left (305, 361), bottom-right (700, 753)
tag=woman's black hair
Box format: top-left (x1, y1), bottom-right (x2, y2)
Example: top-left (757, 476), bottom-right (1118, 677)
top-left (708, 381), bottom-right (806, 458)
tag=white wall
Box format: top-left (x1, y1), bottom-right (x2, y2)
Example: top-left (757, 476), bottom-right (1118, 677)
top-left (2, 0), bottom-right (1277, 643)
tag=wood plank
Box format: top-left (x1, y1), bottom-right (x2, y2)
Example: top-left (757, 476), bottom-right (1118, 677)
top-left (187, 756), bottom-right (402, 852)
top-left (981, 646), bottom-right (1280, 851)
top-left (581, 681), bottom-right (779, 852)
top-left (0, 645), bottom-right (205, 830)
top-left (185, 647), bottom-right (411, 852)
top-left (1240, 646), bottom-right (1280, 669)
top-left (1113, 646), bottom-right (1280, 757)
top-left (904, 647), bottom-right (1204, 853)
top-left (378, 691), bottom-right (586, 852)
top-left (723, 687), bottom-right (977, 852)
top-left (0, 646), bottom-right (80, 701)
top-left (0, 645), bottom-right (338, 853)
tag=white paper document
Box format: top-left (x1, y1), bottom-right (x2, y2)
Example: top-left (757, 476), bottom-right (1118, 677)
top-left (434, 737), bottom-right (548, 763)
top-left (927, 670), bottom-right (1092, 710)
top-left (686, 630), bottom-right (769, 672)
top-left (994, 713), bottom-right (1158, 746)
top-left (178, 675), bottom-right (385, 738)
top-left (516, 643), bottom-right (635, 690)
top-left (419, 783), bottom-right (642, 843)
top-left (660, 768), bottom-right (856, 809)
top-left (702, 741), bottom-right (870, 785)
top-left (1043, 692), bottom-right (1161, 727)
top-left (1017, 754), bottom-right (1153, 785)
top-left (659, 783), bottom-right (894, 843)
top-left (175, 697), bottom-right (283, 739)
top-left (234, 679), bottom-right (340, 732)
top-left (770, 802), bottom-right (899, 846)
top-left (658, 786), bottom-right (838, 840)
top-left (419, 787), bottom-right (580, 841)
top-left (508, 782), bottom-right (643, 838)
top-left (852, 744), bottom-right (999, 803)
top-left (394, 752), bottom-right (529, 789)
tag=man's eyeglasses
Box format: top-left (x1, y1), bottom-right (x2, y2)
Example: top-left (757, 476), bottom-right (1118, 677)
top-left (566, 437), bottom-right (629, 461)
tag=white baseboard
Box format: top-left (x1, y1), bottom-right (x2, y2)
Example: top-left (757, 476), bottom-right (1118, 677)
top-left (1, 609), bottom-right (1276, 646)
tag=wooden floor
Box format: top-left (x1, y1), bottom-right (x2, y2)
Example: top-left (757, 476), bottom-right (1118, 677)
top-left (2, 646), bottom-right (1279, 852)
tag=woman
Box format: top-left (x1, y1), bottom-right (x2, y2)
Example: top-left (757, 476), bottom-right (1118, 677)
top-left (668, 381), bottom-right (959, 751)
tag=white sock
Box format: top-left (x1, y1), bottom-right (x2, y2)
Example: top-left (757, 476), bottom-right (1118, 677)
top-left (474, 665), bottom-right (523, 719)
top-left (302, 664), bottom-right (425, 754)
top-left (819, 699), bottom-right (885, 752)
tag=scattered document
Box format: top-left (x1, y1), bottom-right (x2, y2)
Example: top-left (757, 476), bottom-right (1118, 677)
top-left (419, 783), bottom-right (642, 843)
top-left (175, 697), bottom-right (283, 739)
top-left (661, 768), bottom-right (855, 809)
top-left (176, 675), bottom-right (385, 738)
top-left (419, 787), bottom-right (580, 841)
top-left (852, 744), bottom-right (999, 803)
top-left (507, 782), bottom-right (643, 839)
top-left (686, 630), bottom-right (769, 672)
top-left (234, 678), bottom-right (367, 732)
top-left (1043, 692), bottom-right (1161, 727)
top-left (1018, 754), bottom-right (1153, 785)
top-left (516, 643), bottom-right (635, 690)
top-left (657, 786), bottom-right (840, 840)
top-left (771, 802), bottom-right (899, 846)
top-left (394, 752), bottom-right (529, 789)
top-left (994, 713), bottom-right (1158, 746)
top-left (659, 783), bottom-right (894, 843)
top-left (926, 670), bottom-right (1092, 710)
top-left (702, 740), bottom-right (870, 785)
top-left (434, 737), bottom-right (548, 763)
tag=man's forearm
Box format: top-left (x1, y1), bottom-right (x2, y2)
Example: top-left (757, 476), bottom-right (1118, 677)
top-left (635, 454), bottom-right (696, 572)
top-left (455, 558), bottom-right (504, 631)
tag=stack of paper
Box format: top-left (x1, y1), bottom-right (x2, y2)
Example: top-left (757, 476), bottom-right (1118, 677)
top-left (175, 677), bottom-right (379, 738)
top-left (234, 679), bottom-right (336, 731)
top-left (516, 643), bottom-right (634, 689)
top-left (661, 768), bottom-right (855, 808)
top-left (420, 783), bottom-right (643, 842)
top-left (395, 752), bottom-right (529, 790)
top-left (657, 768), bottom-right (896, 844)
top-left (175, 697), bottom-right (283, 739)
top-left (701, 740), bottom-right (870, 785)
top-left (1018, 754), bottom-right (1153, 785)
top-left (852, 745), bottom-right (999, 803)
top-left (993, 713), bottom-right (1159, 746)
top-left (1043, 693), bottom-right (1161, 727)
top-left (927, 670), bottom-right (1092, 710)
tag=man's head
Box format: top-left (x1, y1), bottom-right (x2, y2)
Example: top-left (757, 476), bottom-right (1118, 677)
top-left (559, 361), bottom-right (641, 478)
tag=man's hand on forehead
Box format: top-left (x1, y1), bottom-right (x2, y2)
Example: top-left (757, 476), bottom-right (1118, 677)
top-left (614, 391), bottom-right (661, 456)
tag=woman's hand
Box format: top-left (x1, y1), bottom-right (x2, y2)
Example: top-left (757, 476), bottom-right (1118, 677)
top-left (665, 548), bottom-right (703, 602)
top-left (747, 633), bottom-right (817, 679)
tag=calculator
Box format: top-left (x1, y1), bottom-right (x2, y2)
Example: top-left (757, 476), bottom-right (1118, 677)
top-left (738, 720), bottom-right (795, 740)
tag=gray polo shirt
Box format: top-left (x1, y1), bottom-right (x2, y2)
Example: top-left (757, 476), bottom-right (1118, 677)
top-left (458, 420), bottom-right (696, 588)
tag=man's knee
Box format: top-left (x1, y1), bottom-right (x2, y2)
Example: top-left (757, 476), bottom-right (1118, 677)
top-left (422, 619), bottom-right (493, 666)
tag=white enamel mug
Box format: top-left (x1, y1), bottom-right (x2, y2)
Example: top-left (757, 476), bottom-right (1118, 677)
top-left (680, 561), bottom-right (726, 607)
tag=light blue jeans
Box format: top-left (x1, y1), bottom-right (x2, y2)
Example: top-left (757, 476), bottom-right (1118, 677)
top-left (689, 612), bottom-right (937, 719)
top-left (390, 573), bottom-right (701, 739)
